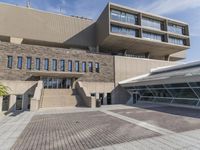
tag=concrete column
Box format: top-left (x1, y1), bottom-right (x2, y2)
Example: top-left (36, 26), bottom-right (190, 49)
top-left (9, 95), bottom-right (16, 112)
top-left (0, 96), bottom-right (3, 113)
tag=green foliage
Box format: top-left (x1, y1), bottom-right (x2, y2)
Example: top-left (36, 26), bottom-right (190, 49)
top-left (0, 84), bottom-right (8, 96)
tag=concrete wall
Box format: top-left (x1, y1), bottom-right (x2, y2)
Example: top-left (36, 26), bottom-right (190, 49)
top-left (0, 3), bottom-right (96, 48)
top-left (0, 80), bottom-right (37, 113)
top-left (114, 56), bottom-right (177, 85)
top-left (0, 42), bottom-right (114, 82)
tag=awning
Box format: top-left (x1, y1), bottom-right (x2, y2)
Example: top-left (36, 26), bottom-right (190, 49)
top-left (27, 71), bottom-right (85, 78)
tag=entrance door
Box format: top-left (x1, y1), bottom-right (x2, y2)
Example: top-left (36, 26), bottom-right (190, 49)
top-left (107, 93), bottom-right (112, 105)
top-left (16, 95), bottom-right (23, 111)
top-left (99, 93), bottom-right (104, 105)
top-left (2, 95), bottom-right (10, 111)
top-left (27, 95), bottom-right (33, 110)
top-left (133, 93), bottom-right (140, 104)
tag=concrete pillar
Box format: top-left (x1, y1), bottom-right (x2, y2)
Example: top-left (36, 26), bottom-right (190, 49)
top-left (9, 95), bottom-right (16, 112)
top-left (0, 96), bottom-right (3, 113)
top-left (103, 93), bottom-right (107, 105)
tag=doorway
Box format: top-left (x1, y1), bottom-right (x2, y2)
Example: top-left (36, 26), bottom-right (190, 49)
top-left (2, 95), bottom-right (10, 111)
top-left (16, 95), bottom-right (23, 111)
top-left (107, 93), bottom-right (112, 105)
top-left (99, 93), bottom-right (104, 105)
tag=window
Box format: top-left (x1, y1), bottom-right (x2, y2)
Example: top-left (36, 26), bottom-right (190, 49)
top-left (168, 37), bottom-right (184, 45)
top-left (88, 62), bottom-right (93, 72)
top-left (44, 58), bottom-right (49, 71)
top-left (95, 62), bottom-right (100, 73)
top-left (142, 32), bottom-right (163, 42)
top-left (35, 58), bottom-right (40, 70)
top-left (60, 60), bottom-right (65, 71)
top-left (2, 95), bottom-right (10, 111)
top-left (168, 23), bottom-right (185, 35)
top-left (68, 60), bottom-right (72, 72)
top-left (26, 57), bottom-right (32, 70)
top-left (82, 62), bottom-right (86, 72)
top-left (7, 56), bottom-right (13, 69)
top-left (110, 9), bottom-right (138, 25)
top-left (17, 56), bottom-right (22, 69)
top-left (52, 59), bottom-right (57, 71)
top-left (142, 17), bottom-right (162, 30)
top-left (75, 61), bottom-right (79, 72)
top-left (111, 25), bottom-right (138, 37)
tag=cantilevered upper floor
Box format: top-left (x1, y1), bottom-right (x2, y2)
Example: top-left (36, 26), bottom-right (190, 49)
top-left (96, 3), bottom-right (190, 60)
top-left (0, 2), bottom-right (190, 61)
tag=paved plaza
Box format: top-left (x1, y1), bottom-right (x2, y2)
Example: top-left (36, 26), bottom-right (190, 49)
top-left (1, 103), bottom-right (200, 150)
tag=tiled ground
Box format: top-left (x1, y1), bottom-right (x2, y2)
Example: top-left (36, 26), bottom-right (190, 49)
top-left (112, 105), bottom-right (200, 132)
top-left (11, 111), bottom-right (159, 150)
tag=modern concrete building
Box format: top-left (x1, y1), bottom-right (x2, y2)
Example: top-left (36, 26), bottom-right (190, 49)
top-left (0, 2), bottom-right (190, 114)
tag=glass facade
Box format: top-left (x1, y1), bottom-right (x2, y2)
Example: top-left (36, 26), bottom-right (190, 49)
top-left (60, 60), bottom-right (65, 71)
top-left (7, 56), bottom-right (13, 69)
top-left (169, 37), bottom-right (184, 45)
top-left (17, 56), bottom-right (23, 69)
top-left (35, 58), bottom-right (40, 70)
top-left (168, 23), bottom-right (184, 35)
top-left (143, 32), bottom-right (163, 42)
top-left (110, 9), bottom-right (138, 25)
top-left (44, 58), bottom-right (49, 71)
top-left (26, 57), bottom-right (32, 70)
top-left (52, 59), bottom-right (57, 71)
top-left (142, 17), bottom-right (162, 30)
top-left (126, 82), bottom-right (200, 107)
top-left (111, 25), bottom-right (138, 37)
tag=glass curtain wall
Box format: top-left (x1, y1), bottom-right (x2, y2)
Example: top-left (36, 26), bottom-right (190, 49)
top-left (168, 23), bottom-right (185, 35)
top-left (111, 25), bottom-right (138, 37)
top-left (125, 82), bottom-right (200, 106)
top-left (142, 17), bottom-right (162, 30)
top-left (111, 9), bottom-right (138, 25)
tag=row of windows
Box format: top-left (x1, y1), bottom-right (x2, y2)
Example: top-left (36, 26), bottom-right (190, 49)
top-left (110, 9), bottom-right (138, 25)
top-left (142, 32), bottom-right (163, 42)
top-left (142, 17), bottom-right (163, 30)
top-left (111, 25), bottom-right (138, 37)
top-left (168, 23), bottom-right (185, 35)
top-left (7, 56), bottom-right (100, 73)
top-left (168, 37), bottom-right (184, 45)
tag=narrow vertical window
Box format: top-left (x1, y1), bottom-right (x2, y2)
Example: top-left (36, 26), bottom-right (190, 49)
top-left (7, 56), bottom-right (13, 69)
top-left (60, 60), bottom-right (65, 71)
top-left (95, 62), bottom-right (100, 73)
top-left (82, 62), bottom-right (86, 72)
top-left (26, 57), bottom-right (32, 70)
top-left (17, 56), bottom-right (22, 69)
top-left (44, 58), bottom-right (49, 71)
top-left (88, 62), bottom-right (93, 72)
top-left (52, 59), bottom-right (57, 71)
top-left (68, 60), bottom-right (72, 72)
top-left (35, 58), bottom-right (40, 70)
top-left (75, 61), bottom-right (79, 72)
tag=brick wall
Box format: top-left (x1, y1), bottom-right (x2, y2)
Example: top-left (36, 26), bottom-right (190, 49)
top-left (0, 42), bottom-right (114, 82)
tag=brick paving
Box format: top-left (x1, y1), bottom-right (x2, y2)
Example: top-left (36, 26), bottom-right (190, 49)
top-left (11, 111), bottom-right (159, 150)
top-left (112, 105), bottom-right (200, 132)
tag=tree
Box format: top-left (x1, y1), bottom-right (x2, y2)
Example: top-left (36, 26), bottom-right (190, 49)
top-left (0, 84), bottom-right (8, 96)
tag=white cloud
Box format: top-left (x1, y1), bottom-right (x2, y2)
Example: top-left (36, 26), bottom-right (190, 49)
top-left (141, 0), bottom-right (200, 15)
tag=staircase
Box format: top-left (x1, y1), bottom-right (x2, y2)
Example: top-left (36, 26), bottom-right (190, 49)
top-left (40, 89), bottom-right (85, 108)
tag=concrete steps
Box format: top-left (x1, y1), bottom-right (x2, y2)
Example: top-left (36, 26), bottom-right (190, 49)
top-left (41, 89), bottom-right (84, 108)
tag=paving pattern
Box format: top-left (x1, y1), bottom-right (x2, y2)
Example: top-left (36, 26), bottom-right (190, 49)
top-left (111, 105), bottom-right (200, 132)
top-left (1, 104), bottom-right (200, 150)
top-left (11, 111), bottom-right (159, 150)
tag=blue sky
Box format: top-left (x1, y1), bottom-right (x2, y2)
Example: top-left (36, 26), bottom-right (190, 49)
top-left (1, 0), bottom-right (200, 62)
